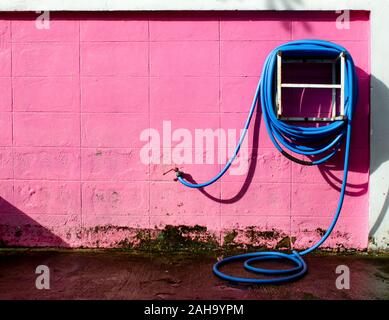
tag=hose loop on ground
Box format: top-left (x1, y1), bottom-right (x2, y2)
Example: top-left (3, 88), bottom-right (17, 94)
top-left (177, 40), bottom-right (358, 284)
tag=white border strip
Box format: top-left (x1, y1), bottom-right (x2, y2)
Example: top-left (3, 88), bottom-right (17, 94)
top-left (0, 0), bottom-right (375, 11)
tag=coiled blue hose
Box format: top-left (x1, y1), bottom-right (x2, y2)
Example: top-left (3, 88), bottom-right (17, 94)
top-left (176, 40), bottom-right (358, 284)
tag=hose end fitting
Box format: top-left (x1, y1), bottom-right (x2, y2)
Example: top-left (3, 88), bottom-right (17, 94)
top-left (176, 170), bottom-right (183, 178)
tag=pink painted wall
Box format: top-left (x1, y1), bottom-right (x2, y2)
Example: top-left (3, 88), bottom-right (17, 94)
top-left (0, 11), bottom-right (370, 249)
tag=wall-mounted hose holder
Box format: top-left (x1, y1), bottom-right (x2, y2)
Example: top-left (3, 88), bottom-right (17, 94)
top-left (175, 40), bottom-right (358, 284)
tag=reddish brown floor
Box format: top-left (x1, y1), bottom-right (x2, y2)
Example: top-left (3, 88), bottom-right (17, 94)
top-left (0, 250), bottom-right (388, 300)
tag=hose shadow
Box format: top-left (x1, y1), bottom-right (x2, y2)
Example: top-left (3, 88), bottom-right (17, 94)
top-left (316, 162), bottom-right (368, 197)
top-left (282, 62), bottom-right (370, 200)
top-left (304, 144), bottom-right (369, 198)
top-left (368, 74), bottom-right (389, 241)
top-left (180, 100), bottom-right (262, 204)
top-left (370, 187), bottom-right (389, 239)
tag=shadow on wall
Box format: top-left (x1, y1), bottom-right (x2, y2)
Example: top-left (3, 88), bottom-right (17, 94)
top-left (180, 92), bottom-right (262, 204)
top-left (0, 198), bottom-right (68, 247)
top-left (369, 75), bottom-right (389, 241)
top-left (187, 67), bottom-right (388, 245)
top-left (186, 66), bottom-right (371, 200)
top-left (1, 10), bottom-right (386, 248)
top-left (314, 66), bottom-right (370, 198)
top-left (265, 0), bottom-right (303, 10)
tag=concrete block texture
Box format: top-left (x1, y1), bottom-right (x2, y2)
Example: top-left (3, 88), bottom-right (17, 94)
top-left (0, 11), bottom-right (371, 250)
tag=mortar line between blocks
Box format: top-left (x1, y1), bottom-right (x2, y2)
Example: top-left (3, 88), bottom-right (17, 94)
top-left (289, 150), bottom-right (293, 249)
top-left (290, 17), bottom-right (294, 248)
top-left (218, 16), bottom-right (222, 241)
top-left (147, 19), bottom-right (151, 233)
top-left (10, 19), bottom-right (15, 205)
top-left (78, 19), bottom-right (83, 235)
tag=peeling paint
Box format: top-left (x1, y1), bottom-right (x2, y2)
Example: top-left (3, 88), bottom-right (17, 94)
top-left (0, 223), bottom-right (378, 253)
top-left (316, 228), bottom-right (327, 237)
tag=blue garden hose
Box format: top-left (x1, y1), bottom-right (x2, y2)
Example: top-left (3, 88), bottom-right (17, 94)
top-left (176, 40), bottom-right (358, 284)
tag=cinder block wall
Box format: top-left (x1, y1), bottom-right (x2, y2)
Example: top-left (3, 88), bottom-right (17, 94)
top-left (0, 11), bottom-right (370, 249)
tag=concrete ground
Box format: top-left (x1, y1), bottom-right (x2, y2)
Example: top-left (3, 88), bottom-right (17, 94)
top-left (0, 250), bottom-right (388, 300)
